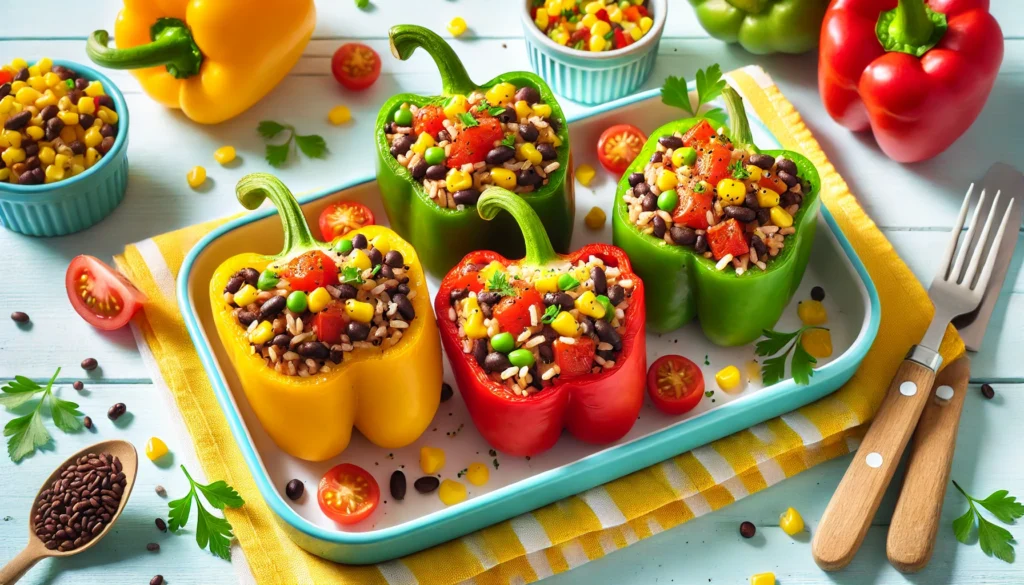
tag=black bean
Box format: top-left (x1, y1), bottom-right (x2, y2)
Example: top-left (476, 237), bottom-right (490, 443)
top-left (751, 235), bottom-right (767, 258)
top-left (538, 344), bottom-right (554, 363)
top-left (414, 476), bottom-right (439, 494)
top-left (649, 152), bottom-right (663, 164)
top-left (590, 267), bottom-right (607, 296)
top-left (367, 247), bottom-right (383, 267)
top-left (296, 341), bottom-right (330, 359)
top-left (775, 158), bottom-right (798, 176)
top-left (740, 521), bottom-right (756, 538)
top-left (449, 288), bottom-right (469, 305)
top-left (515, 86), bottom-right (540, 105)
top-left (484, 352), bottom-right (511, 373)
top-left (67, 89), bottom-right (83, 104)
top-left (0, 82), bottom-right (10, 99)
top-left (380, 265), bottom-right (396, 281)
top-left (23, 156), bottom-right (40, 171)
top-left (4, 110), bottom-right (31, 131)
top-left (100, 123), bottom-right (116, 138)
top-left (437, 129), bottom-right (450, 143)
top-left (271, 334), bottom-right (290, 348)
top-left (107, 403), bottom-right (126, 420)
top-left (744, 192), bottom-right (760, 209)
top-left (352, 234), bottom-right (368, 249)
top-left (151, 576), bottom-right (164, 585)
top-left (83, 416), bottom-right (93, 430)
top-left (723, 206), bottom-right (756, 222)
top-left (147, 542), bottom-right (160, 552)
top-left (607, 285), bottom-right (625, 306)
top-left (536, 143), bottom-right (557, 161)
top-left (777, 170), bottom-right (799, 188)
top-left (236, 310), bottom-right (258, 326)
top-left (79, 113), bottom-right (95, 129)
top-left (519, 122), bottom-right (539, 142)
top-left (453, 189), bottom-right (481, 206)
top-left (633, 182), bottom-right (650, 197)
top-left (24, 142), bottom-right (38, 158)
top-left (39, 104), bottom-right (58, 120)
top-left (658, 136), bottom-right (683, 150)
top-left (390, 135), bottom-right (414, 157)
top-left (66, 140), bottom-right (86, 156)
top-left (478, 292), bottom-right (502, 306)
top-left (628, 172), bottom-right (645, 187)
top-left (652, 215), bottom-right (667, 238)
top-left (285, 479), bottom-right (304, 501)
top-left (237, 267), bottom-right (259, 287)
top-left (594, 320), bottom-right (621, 350)
top-left (579, 317), bottom-right (594, 337)
top-left (497, 106), bottom-right (516, 123)
top-left (811, 286), bottom-right (825, 301)
top-left (486, 145), bottom-right (515, 165)
top-left (97, 136), bottom-right (115, 155)
top-left (21, 167), bottom-right (44, 185)
top-left (259, 295), bottom-right (286, 320)
top-left (472, 339), bottom-right (488, 366)
top-left (224, 275), bottom-right (244, 294)
top-left (641, 193), bottom-right (657, 212)
top-left (543, 292), bottom-right (573, 311)
top-left (330, 348), bottom-right (343, 364)
top-left (780, 191), bottom-right (802, 208)
top-left (596, 349), bottom-right (616, 362)
top-left (337, 284), bottom-right (358, 299)
top-left (74, 77), bottom-right (89, 90)
top-left (44, 117), bottom-right (64, 141)
top-left (670, 226), bottom-right (697, 246)
top-left (440, 383), bottom-right (454, 403)
top-left (52, 65), bottom-right (73, 80)
top-left (981, 383), bottom-right (995, 399)
top-left (409, 159), bottom-right (428, 180)
top-left (14, 68), bottom-right (29, 82)
top-left (73, 381), bottom-right (84, 391)
top-left (756, 208), bottom-right (771, 225)
top-left (81, 358), bottom-right (98, 371)
top-left (384, 250), bottom-right (404, 268)
top-left (96, 96), bottom-right (115, 114)
top-left (346, 322), bottom-right (370, 342)
top-left (385, 121), bottom-right (396, 134)
top-left (748, 153), bottom-right (775, 170)
top-left (11, 311), bottom-right (29, 323)
top-left (424, 164), bottom-right (447, 181)
top-left (390, 471), bottom-right (407, 501)
top-left (155, 518), bottom-right (167, 532)
top-left (394, 294), bottom-right (415, 320)
top-left (694, 235), bottom-right (709, 254)
top-left (517, 167), bottom-right (542, 187)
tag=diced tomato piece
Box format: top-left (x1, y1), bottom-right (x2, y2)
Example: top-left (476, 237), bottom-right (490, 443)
top-left (0, 70), bottom-right (12, 85)
top-left (682, 120), bottom-right (717, 147)
top-left (450, 269), bottom-right (486, 294)
top-left (613, 28), bottom-right (630, 50)
top-left (697, 143), bottom-right (733, 187)
top-left (706, 219), bottom-right (750, 260)
top-left (492, 286), bottom-right (543, 337)
top-left (623, 5), bottom-right (641, 21)
top-left (672, 183), bottom-right (713, 230)
top-left (570, 28), bottom-right (590, 45)
top-left (312, 303), bottom-right (348, 345)
top-left (413, 105), bottom-right (447, 139)
top-left (595, 8), bottom-right (609, 22)
top-left (637, 5), bottom-right (649, 17)
top-left (758, 173), bottom-right (787, 194)
top-left (447, 117), bottom-right (504, 168)
top-left (554, 337), bottom-right (596, 378)
top-left (284, 250), bottom-right (339, 292)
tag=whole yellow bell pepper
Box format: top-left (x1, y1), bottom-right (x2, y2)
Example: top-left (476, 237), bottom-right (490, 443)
top-left (211, 173), bottom-right (442, 461)
top-left (85, 1), bottom-right (315, 124)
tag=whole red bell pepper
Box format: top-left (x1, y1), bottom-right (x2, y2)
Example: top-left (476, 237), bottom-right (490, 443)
top-left (435, 187), bottom-right (647, 457)
top-left (819, 0), bottom-right (1003, 162)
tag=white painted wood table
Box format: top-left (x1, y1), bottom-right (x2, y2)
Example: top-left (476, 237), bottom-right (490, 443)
top-left (1, 2), bottom-right (1022, 583)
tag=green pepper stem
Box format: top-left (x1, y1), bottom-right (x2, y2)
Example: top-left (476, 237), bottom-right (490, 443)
top-left (724, 0), bottom-right (770, 14)
top-left (721, 86), bottom-right (757, 152)
top-left (889, 0), bottom-right (935, 47)
top-left (86, 18), bottom-right (203, 79)
top-left (236, 173), bottom-right (317, 257)
top-left (389, 25), bottom-right (477, 96)
top-left (477, 187), bottom-right (558, 267)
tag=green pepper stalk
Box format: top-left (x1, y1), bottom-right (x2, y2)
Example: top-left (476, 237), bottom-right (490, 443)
top-left (876, 0), bottom-right (949, 57)
top-left (375, 24), bottom-right (574, 277)
top-left (687, 0), bottom-right (830, 55)
top-left (611, 87), bottom-right (822, 346)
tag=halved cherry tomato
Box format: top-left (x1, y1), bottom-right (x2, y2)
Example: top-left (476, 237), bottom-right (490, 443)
top-left (66, 255), bottom-right (146, 331)
top-left (647, 355), bottom-right (705, 415)
top-left (283, 250), bottom-right (338, 292)
top-left (312, 303), bottom-right (348, 345)
top-left (447, 117), bottom-right (504, 168)
top-left (758, 173), bottom-right (787, 195)
top-left (413, 105), bottom-right (447, 139)
top-left (331, 43), bottom-right (381, 91)
top-left (706, 218), bottom-right (750, 260)
top-left (492, 286), bottom-right (543, 337)
top-left (554, 337), bottom-right (596, 378)
top-left (672, 184), bottom-right (713, 230)
top-left (317, 463), bottom-right (380, 525)
top-left (597, 124), bottom-right (647, 175)
top-left (681, 119), bottom-right (717, 148)
top-left (697, 143), bottom-right (733, 187)
top-left (318, 201), bottom-right (375, 242)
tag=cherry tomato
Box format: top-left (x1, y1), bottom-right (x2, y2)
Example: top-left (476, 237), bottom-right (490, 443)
top-left (697, 143), bottom-right (733, 187)
top-left (317, 463), bottom-right (380, 525)
top-left (672, 184), bottom-right (713, 230)
top-left (330, 43), bottom-right (381, 91)
top-left (318, 201), bottom-right (375, 242)
top-left (554, 337), bottom-right (596, 378)
top-left (597, 124), bottom-right (647, 175)
top-left (706, 218), bottom-right (750, 260)
top-left (682, 119), bottom-right (717, 148)
top-left (447, 118), bottom-right (504, 169)
top-left (312, 303), bottom-right (348, 345)
top-left (65, 255), bottom-right (146, 331)
top-left (647, 355), bottom-right (705, 415)
top-left (414, 105), bottom-right (448, 139)
top-left (0, 70), bottom-right (13, 85)
top-left (758, 173), bottom-right (787, 195)
top-left (283, 250), bottom-right (338, 292)
top-left (492, 286), bottom-right (543, 337)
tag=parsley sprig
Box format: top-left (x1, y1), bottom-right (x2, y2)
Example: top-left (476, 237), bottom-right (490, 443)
top-left (729, 159), bottom-right (750, 180)
top-left (661, 64), bottom-right (728, 127)
top-left (168, 465), bottom-right (245, 560)
top-left (477, 99), bottom-right (507, 117)
top-left (541, 305), bottom-right (560, 324)
top-left (340, 266), bottom-right (364, 285)
top-left (487, 272), bottom-right (516, 297)
top-left (257, 120), bottom-right (328, 168)
top-left (457, 112), bottom-right (479, 128)
top-left (3, 368), bottom-right (84, 463)
top-left (755, 326), bottom-right (826, 386)
top-left (952, 480), bottom-right (1023, 563)
top-left (501, 133), bottom-right (516, 148)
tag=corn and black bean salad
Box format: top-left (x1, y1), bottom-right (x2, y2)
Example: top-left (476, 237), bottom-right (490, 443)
top-left (224, 234), bottom-right (417, 377)
top-left (0, 58), bottom-right (119, 186)
top-left (624, 120), bottom-right (808, 275)
top-left (385, 83), bottom-right (562, 209)
top-left (532, 0), bottom-right (653, 52)
top-left (446, 259), bottom-right (633, 396)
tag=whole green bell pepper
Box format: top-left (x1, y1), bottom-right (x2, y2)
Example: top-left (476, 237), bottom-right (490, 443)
top-left (611, 87), bottom-right (821, 346)
top-left (687, 0), bottom-right (830, 55)
top-left (375, 24), bottom-right (574, 277)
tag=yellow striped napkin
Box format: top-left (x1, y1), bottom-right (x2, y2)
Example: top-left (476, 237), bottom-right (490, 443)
top-left (115, 66), bottom-right (963, 585)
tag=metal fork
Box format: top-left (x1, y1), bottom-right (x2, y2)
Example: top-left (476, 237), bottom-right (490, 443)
top-left (812, 185), bottom-right (1017, 571)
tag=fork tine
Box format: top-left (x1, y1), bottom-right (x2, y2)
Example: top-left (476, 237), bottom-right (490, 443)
top-left (973, 197), bottom-right (1016, 293)
top-left (962, 190), bottom-right (1002, 287)
top-left (940, 183), bottom-right (974, 280)
top-left (950, 187), bottom-right (987, 282)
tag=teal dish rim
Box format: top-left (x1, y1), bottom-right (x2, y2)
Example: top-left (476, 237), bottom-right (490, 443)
top-left (0, 59), bottom-right (129, 199)
top-left (177, 86), bottom-right (881, 555)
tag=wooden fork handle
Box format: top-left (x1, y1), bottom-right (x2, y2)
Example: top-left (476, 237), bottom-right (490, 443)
top-left (812, 357), bottom-right (937, 571)
top-left (887, 356), bottom-right (971, 573)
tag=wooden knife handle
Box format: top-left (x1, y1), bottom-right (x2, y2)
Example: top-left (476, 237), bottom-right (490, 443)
top-left (887, 356), bottom-right (971, 573)
top-left (812, 357), bottom-right (937, 571)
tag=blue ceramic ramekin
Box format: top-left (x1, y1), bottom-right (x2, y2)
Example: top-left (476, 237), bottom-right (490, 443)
top-left (0, 60), bottom-right (129, 237)
top-left (520, 0), bottom-right (667, 105)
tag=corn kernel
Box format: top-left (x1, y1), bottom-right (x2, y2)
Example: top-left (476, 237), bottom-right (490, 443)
top-left (36, 58), bottom-right (52, 74)
top-left (74, 125), bottom-right (87, 142)
top-left (83, 81), bottom-right (105, 97)
top-left (97, 106), bottom-right (118, 125)
top-left (716, 178), bottom-right (746, 205)
top-left (1, 147), bottom-right (25, 165)
top-left (551, 133), bottom-right (562, 147)
top-left (233, 284), bottom-right (259, 306)
top-left (0, 168), bottom-right (9, 182)
top-left (3, 130), bottom-right (21, 148)
top-left (446, 168), bottom-right (473, 192)
top-left (24, 125), bottom-right (43, 141)
top-left (43, 72), bottom-right (61, 88)
top-left (27, 65), bottom-right (40, 78)
top-left (15, 87), bottom-right (41, 105)
top-left (83, 126), bottom-right (102, 148)
top-left (801, 328), bottom-right (833, 358)
top-left (534, 274), bottom-right (559, 294)
top-left (486, 82), bottom-right (516, 107)
top-left (77, 96), bottom-right (96, 116)
top-left (463, 299), bottom-right (488, 339)
top-left (28, 76), bottom-right (47, 92)
top-left (514, 99), bottom-right (532, 120)
top-left (249, 320), bottom-right (275, 345)
top-left (750, 573), bottom-right (775, 585)
top-left (797, 300), bottom-right (827, 326)
top-left (478, 261), bottom-right (505, 285)
top-left (584, 206), bottom-right (606, 230)
top-left (443, 94), bottom-right (469, 119)
top-left (38, 146), bottom-right (55, 165)
top-left (54, 153), bottom-right (70, 169)
top-left (145, 437), bottom-right (169, 461)
top-left (57, 95), bottom-right (72, 111)
top-left (769, 205), bottom-right (793, 228)
top-left (10, 81), bottom-right (26, 94)
top-left (632, 25), bottom-right (647, 40)
top-left (551, 311), bottom-right (580, 337)
top-left (10, 58), bottom-right (27, 70)
top-left (447, 17), bottom-right (467, 37)
top-left (187, 165), bottom-right (207, 188)
top-left (411, 132), bottom-right (435, 156)
top-left (420, 446), bottom-right (446, 474)
top-left (608, 7), bottom-right (623, 22)
top-left (591, 20), bottom-right (612, 37)
top-left (576, 163), bottom-right (596, 186)
top-left (589, 34), bottom-right (607, 52)
top-left (516, 142), bottom-right (543, 165)
top-left (639, 16), bottom-right (654, 33)
top-left (656, 169), bottom-right (678, 191)
top-left (575, 291), bottom-right (607, 319)
top-left (344, 299), bottom-right (375, 323)
top-left (308, 287), bottom-right (332, 313)
top-left (584, 2), bottom-right (602, 14)
top-left (0, 96), bottom-right (14, 114)
top-left (327, 105), bottom-right (351, 125)
top-left (715, 365), bottom-right (742, 392)
top-left (44, 164), bottom-right (65, 183)
top-left (490, 167), bottom-right (517, 189)
top-left (57, 110), bottom-right (79, 126)
top-left (535, 8), bottom-right (550, 30)
top-left (347, 248), bottom-right (372, 271)
top-left (85, 147), bottom-right (100, 168)
top-left (466, 462), bottom-right (489, 486)
top-left (779, 507), bottom-right (804, 536)
top-left (34, 90), bottom-right (57, 108)
top-left (744, 164), bottom-right (763, 181)
top-left (552, 30), bottom-right (570, 45)
top-left (70, 163), bottom-right (84, 176)
top-left (531, 103), bottom-right (552, 118)
top-left (59, 125), bottom-right (76, 144)
top-left (581, 13), bottom-right (598, 28)
top-left (438, 479), bottom-right (467, 506)
top-left (71, 154), bottom-right (85, 169)
top-left (369, 235), bottom-right (390, 254)
top-left (756, 187), bottom-right (780, 208)
top-left (213, 146), bottom-right (236, 165)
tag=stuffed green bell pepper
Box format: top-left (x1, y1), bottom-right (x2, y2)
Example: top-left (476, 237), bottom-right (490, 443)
top-left (611, 86), bottom-right (821, 346)
top-left (687, 0), bottom-right (829, 55)
top-left (376, 24), bottom-right (574, 277)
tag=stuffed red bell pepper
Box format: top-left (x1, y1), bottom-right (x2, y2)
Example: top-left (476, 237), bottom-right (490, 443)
top-left (435, 187), bottom-right (647, 457)
top-left (819, 0), bottom-right (1002, 162)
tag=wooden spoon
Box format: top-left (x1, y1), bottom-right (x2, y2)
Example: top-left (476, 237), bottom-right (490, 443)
top-left (0, 439), bottom-right (138, 584)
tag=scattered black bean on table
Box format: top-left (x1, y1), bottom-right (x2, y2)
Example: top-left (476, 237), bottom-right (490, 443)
top-left (413, 476), bottom-right (439, 494)
top-left (739, 521), bottom-right (756, 538)
top-left (107, 403), bottom-right (126, 421)
top-left (10, 311), bottom-right (29, 323)
top-left (146, 542), bottom-right (160, 552)
top-left (155, 485), bottom-right (167, 497)
top-left (440, 383), bottom-right (453, 403)
top-left (285, 479), bottom-right (304, 501)
top-left (150, 576), bottom-right (164, 585)
top-left (81, 357), bottom-right (98, 371)
top-left (73, 381), bottom-right (84, 391)
top-left (83, 416), bottom-right (93, 430)
top-left (33, 452), bottom-right (126, 552)
top-left (981, 383), bottom-right (995, 399)
top-left (811, 286), bottom-right (825, 302)
top-left (390, 470), bottom-right (407, 501)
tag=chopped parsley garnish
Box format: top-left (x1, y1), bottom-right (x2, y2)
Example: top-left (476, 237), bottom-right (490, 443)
top-left (340, 265), bottom-right (364, 285)
top-left (501, 133), bottom-right (516, 148)
top-left (457, 112), bottom-right (479, 128)
top-left (729, 159), bottom-right (750, 179)
top-left (541, 305), bottom-right (560, 324)
top-left (487, 272), bottom-right (516, 296)
top-left (693, 182), bottom-right (707, 193)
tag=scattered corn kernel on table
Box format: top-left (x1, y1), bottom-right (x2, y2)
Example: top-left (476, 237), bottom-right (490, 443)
top-left (2, 2), bottom-right (1023, 584)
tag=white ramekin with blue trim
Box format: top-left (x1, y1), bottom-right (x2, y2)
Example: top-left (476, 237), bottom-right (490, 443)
top-left (520, 0), bottom-right (667, 105)
top-left (0, 60), bottom-right (129, 237)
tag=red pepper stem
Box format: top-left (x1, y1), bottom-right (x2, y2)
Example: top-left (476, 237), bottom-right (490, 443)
top-left (889, 0), bottom-right (935, 47)
top-left (389, 25), bottom-right (477, 96)
top-left (86, 18), bottom-right (203, 79)
top-left (477, 187), bottom-right (558, 267)
top-left (721, 86), bottom-right (757, 152)
top-left (236, 173), bottom-right (317, 258)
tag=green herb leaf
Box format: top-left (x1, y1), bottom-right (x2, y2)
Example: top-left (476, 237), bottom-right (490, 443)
top-left (663, 65), bottom-right (728, 122)
top-left (46, 394), bottom-right (83, 433)
top-left (573, 40), bottom-right (585, 50)
top-left (370, 265), bottom-right (382, 278)
top-left (703, 107), bottom-right (728, 127)
top-left (978, 516), bottom-right (1016, 563)
top-left (978, 490), bottom-right (1024, 524)
top-left (457, 112), bottom-right (479, 128)
top-left (340, 266), bottom-right (364, 285)
top-left (729, 159), bottom-right (750, 180)
top-left (756, 327), bottom-right (824, 386)
top-left (660, 76), bottom-right (693, 116)
top-left (295, 133), bottom-right (328, 160)
top-left (754, 329), bottom-right (801, 357)
top-left (487, 272), bottom-right (516, 297)
top-left (265, 142), bottom-right (291, 168)
top-left (5, 411), bottom-right (50, 463)
top-left (195, 503), bottom-right (235, 560)
top-left (354, 0), bottom-right (370, 8)
top-left (167, 488), bottom-right (194, 533)
top-left (760, 355), bottom-right (788, 387)
top-left (168, 465), bottom-right (244, 560)
top-left (257, 120), bottom-right (288, 140)
top-left (541, 305), bottom-right (560, 325)
top-left (790, 342), bottom-right (817, 386)
top-left (2, 368), bottom-right (78, 462)
top-left (695, 64), bottom-right (726, 113)
top-left (0, 376), bottom-right (44, 409)
top-left (953, 507), bottom-right (975, 544)
top-left (693, 182), bottom-right (706, 193)
top-left (196, 479), bottom-right (245, 511)
top-left (603, 30), bottom-right (614, 40)
top-left (501, 133), bottom-right (516, 148)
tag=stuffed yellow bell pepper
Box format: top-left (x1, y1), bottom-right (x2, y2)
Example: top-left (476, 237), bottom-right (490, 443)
top-left (85, 0), bottom-right (315, 124)
top-left (211, 173), bottom-right (442, 461)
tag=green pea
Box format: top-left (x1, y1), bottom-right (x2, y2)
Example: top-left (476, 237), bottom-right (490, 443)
top-left (424, 146), bottom-right (446, 166)
top-left (286, 291), bottom-right (308, 313)
top-left (657, 189), bottom-right (679, 212)
top-left (393, 106), bottom-right (413, 127)
top-left (333, 238), bottom-right (354, 256)
top-left (490, 332), bottom-right (515, 354)
top-left (677, 147), bottom-right (697, 167)
top-left (596, 295), bottom-right (615, 322)
top-left (257, 269), bottom-right (279, 291)
top-left (557, 273), bottom-right (580, 291)
top-left (508, 349), bottom-right (535, 368)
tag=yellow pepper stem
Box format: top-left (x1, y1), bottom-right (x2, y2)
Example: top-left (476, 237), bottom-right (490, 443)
top-left (87, 18), bottom-right (203, 79)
